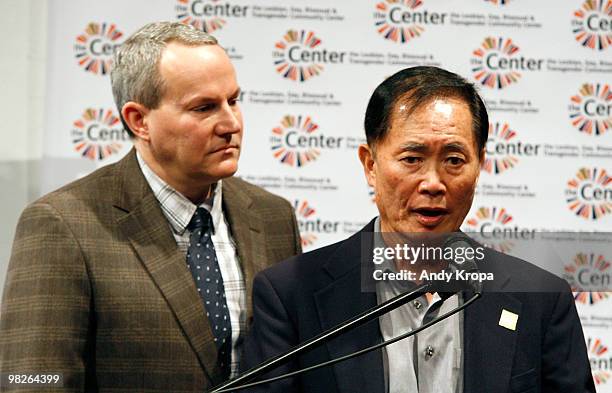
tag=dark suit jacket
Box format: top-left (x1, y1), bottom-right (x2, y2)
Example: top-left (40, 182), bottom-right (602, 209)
top-left (241, 220), bottom-right (595, 393)
top-left (0, 149), bottom-right (301, 392)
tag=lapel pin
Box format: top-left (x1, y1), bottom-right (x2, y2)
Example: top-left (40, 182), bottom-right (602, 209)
top-left (499, 309), bottom-right (519, 331)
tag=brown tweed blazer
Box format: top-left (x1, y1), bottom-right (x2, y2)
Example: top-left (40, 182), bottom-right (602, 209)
top-left (0, 149), bottom-right (301, 392)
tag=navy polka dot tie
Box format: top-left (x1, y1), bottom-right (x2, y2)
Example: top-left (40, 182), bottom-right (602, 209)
top-left (186, 207), bottom-right (231, 379)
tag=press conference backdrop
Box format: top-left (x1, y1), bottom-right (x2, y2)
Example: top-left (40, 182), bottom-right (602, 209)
top-left (7, 0), bottom-right (612, 389)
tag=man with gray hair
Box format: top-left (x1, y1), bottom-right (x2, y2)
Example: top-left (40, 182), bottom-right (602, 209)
top-left (0, 21), bottom-right (301, 392)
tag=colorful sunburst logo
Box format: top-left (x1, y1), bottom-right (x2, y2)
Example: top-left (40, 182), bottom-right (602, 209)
top-left (566, 168), bottom-right (612, 220)
top-left (270, 115), bottom-right (320, 167)
top-left (373, 0), bottom-right (425, 43)
top-left (587, 338), bottom-right (611, 385)
top-left (471, 37), bottom-right (521, 89)
top-left (464, 206), bottom-right (515, 252)
top-left (484, 0), bottom-right (511, 4)
top-left (569, 83), bottom-right (611, 136)
top-left (71, 108), bottom-right (128, 161)
top-left (482, 123), bottom-right (520, 174)
top-left (294, 200), bottom-right (318, 248)
top-left (74, 23), bottom-right (123, 75)
top-left (175, 0), bottom-right (226, 33)
top-left (466, 206), bottom-right (513, 227)
top-left (572, 0), bottom-right (612, 51)
top-left (564, 253), bottom-right (611, 304)
top-left (273, 30), bottom-right (324, 82)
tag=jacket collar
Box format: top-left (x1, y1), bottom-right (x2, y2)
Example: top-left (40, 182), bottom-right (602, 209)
top-left (315, 219), bottom-right (385, 393)
top-left (222, 177), bottom-right (265, 319)
top-left (112, 149), bottom-right (221, 383)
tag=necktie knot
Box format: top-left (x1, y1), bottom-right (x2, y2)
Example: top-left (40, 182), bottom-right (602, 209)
top-left (188, 207), bottom-right (214, 233)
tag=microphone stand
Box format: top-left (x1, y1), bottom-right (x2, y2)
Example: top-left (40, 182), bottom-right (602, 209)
top-left (208, 282), bottom-right (431, 393)
top-left (212, 291), bottom-right (480, 392)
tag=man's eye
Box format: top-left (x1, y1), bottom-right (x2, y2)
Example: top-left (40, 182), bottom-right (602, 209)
top-left (447, 157), bottom-right (465, 166)
top-left (402, 156), bottom-right (421, 164)
top-left (193, 105), bottom-right (213, 112)
top-left (229, 98), bottom-right (239, 106)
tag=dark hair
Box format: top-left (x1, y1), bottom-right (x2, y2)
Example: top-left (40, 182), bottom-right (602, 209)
top-left (364, 66), bottom-right (488, 152)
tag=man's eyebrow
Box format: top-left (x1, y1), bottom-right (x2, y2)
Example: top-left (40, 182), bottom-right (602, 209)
top-left (399, 142), bottom-right (428, 153)
top-left (443, 142), bottom-right (470, 154)
top-left (183, 87), bottom-right (242, 106)
top-left (398, 141), bottom-right (471, 154)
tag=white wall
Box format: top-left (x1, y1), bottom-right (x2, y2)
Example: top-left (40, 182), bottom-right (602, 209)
top-left (0, 0), bottom-right (47, 299)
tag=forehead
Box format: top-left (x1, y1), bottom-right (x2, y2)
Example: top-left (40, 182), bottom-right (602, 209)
top-left (385, 97), bottom-right (476, 145)
top-left (159, 42), bottom-right (229, 71)
top-left (158, 43), bottom-right (237, 98)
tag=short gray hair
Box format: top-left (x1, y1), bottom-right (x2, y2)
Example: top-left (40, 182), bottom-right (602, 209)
top-left (111, 21), bottom-right (218, 136)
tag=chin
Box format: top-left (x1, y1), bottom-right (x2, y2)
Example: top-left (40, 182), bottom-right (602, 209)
top-left (215, 162), bottom-right (239, 179)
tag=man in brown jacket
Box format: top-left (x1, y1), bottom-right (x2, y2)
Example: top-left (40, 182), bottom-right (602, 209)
top-left (0, 22), bottom-right (301, 392)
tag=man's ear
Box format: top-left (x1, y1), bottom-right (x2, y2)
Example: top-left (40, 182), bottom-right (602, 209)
top-left (358, 144), bottom-right (376, 187)
top-left (121, 102), bottom-right (150, 141)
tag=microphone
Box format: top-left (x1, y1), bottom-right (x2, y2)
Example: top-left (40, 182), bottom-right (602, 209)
top-left (209, 233), bottom-right (484, 392)
top-left (436, 233), bottom-right (484, 295)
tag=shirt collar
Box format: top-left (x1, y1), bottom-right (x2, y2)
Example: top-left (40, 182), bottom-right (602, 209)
top-left (136, 151), bottom-right (223, 235)
top-left (374, 216), bottom-right (422, 292)
top-left (374, 217), bottom-right (446, 305)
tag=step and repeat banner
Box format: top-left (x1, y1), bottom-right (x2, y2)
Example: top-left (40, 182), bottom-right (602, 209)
top-left (43, 0), bottom-right (611, 389)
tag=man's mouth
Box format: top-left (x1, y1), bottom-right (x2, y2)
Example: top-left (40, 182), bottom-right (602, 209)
top-left (412, 207), bottom-right (449, 226)
top-left (213, 145), bottom-right (239, 153)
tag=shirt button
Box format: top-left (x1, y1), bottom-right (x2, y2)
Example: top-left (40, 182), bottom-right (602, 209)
top-left (413, 300), bottom-right (422, 310)
top-left (425, 345), bottom-right (435, 358)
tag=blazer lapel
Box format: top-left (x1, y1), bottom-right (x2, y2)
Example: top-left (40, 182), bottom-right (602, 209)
top-left (222, 177), bottom-right (265, 319)
top-left (112, 150), bottom-right (219, 383)
top-left (463, 255), bottom-right (521, 393)
top-left (313, 224), bottom-right (385, 393)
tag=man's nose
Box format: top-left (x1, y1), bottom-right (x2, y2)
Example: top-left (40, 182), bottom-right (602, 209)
top-left (216, 103), bottom-right (242, 135)
top-left (417, 165), bottom-right (446, 196)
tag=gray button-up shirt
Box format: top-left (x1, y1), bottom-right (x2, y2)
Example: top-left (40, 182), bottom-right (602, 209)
top-left (374, 218), bottom-right (464, 393)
